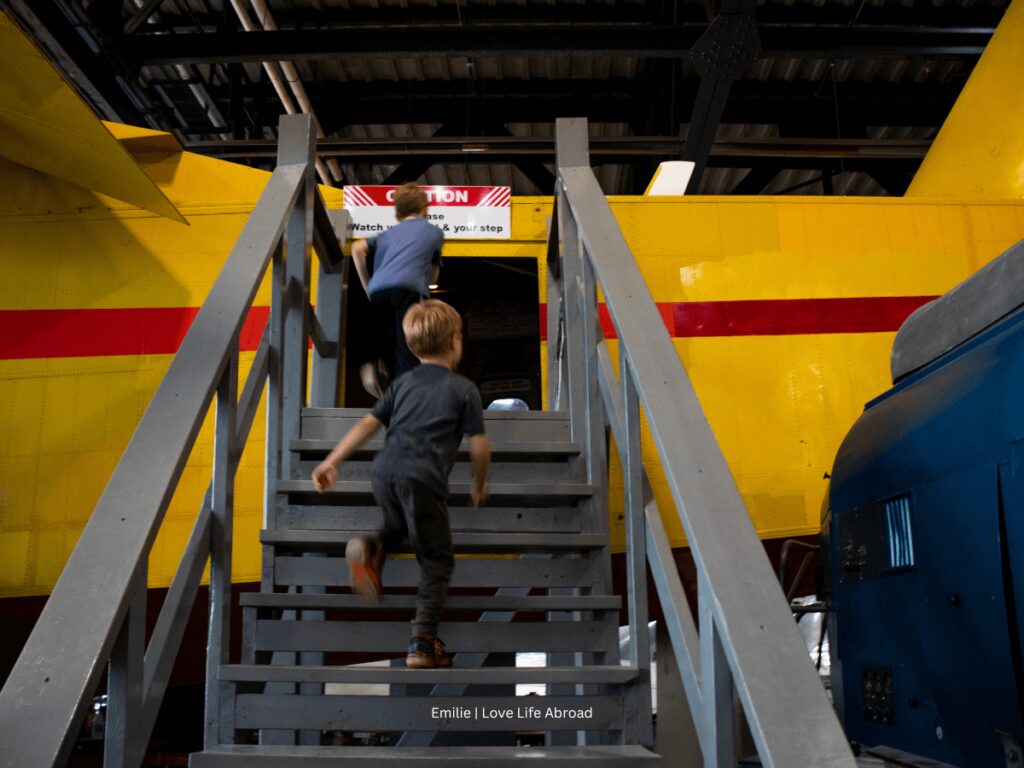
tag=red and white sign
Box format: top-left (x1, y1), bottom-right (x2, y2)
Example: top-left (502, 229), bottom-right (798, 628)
top-left (344, 185), bottom-right (511, 240)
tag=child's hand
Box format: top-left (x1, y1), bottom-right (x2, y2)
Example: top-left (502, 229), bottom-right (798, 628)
top-left (312, 461), bottom-right (338, 492)
top-left (470, 482), bottom-right (489, 508)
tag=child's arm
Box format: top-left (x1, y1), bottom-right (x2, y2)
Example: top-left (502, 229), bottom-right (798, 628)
top-left (312, 413), bottom-right (382, 492)
top-left (468, 434), bottom-right (491, 507)
top-left (351, 239), bottom-right (372, 297)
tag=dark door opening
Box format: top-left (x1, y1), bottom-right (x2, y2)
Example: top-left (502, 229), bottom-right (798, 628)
top-left (343, 257), bottom-right (541, 410)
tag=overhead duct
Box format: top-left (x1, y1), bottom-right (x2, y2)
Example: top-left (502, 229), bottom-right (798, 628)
top-left (231, 0), bottom-right (343, 186)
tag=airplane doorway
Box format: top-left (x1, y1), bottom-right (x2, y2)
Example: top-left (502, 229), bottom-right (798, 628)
top-left (342, 257), bottom-right (541, 410)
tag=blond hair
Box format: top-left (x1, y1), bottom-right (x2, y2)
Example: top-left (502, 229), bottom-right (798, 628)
top-left (394, 182), bottom-right (429, 219)
top-left (403, 300), bottom-right (462, 358)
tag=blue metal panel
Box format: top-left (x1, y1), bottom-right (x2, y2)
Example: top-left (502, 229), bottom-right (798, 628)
top-left (827, 306), bottom-right (1024, 767)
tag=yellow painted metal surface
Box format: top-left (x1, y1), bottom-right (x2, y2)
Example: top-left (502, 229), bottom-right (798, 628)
top-left (3, 119), bottom-right (1024, 596)
top-left (545, 197), bottom-right (1024, 548)
top-left (0, 12), bottom-right (185, 222)
top-left (0, 125), bottom-right (344, 597)
top-left (907, 0), bottom-right (1024, 198)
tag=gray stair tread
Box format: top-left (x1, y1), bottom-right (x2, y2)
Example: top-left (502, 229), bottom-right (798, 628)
top-left (252, 620), bottom-right (614, 653)
top-left (261, 530), bottom-right (605, 552)
top-left (192, 745), bottom-right (660, 766)
top-left (291, 439), bottom-right (581, 455)
top-left (273, 554), bottom-right (599, 589)
top-left (219, 664), bottom-right (638, 685)
top-left (240, 592), bottom-right (620, 611)
top-left (277, 505), bottom-right (583, 533)
top-left (302, 410), bottom-right (571, 443)
top-left (277, 480), bottom-right (595, 498)
top-left (304, 408), bottom-right (570, 422)
top-left (235, 693), bottom-right (622, 732)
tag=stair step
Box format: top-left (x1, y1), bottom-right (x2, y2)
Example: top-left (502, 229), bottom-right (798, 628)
top-left (233, 693), bottom-right (622, 732)
top-left (291, 439), bottom-right (582, 457)
top-left (278, 505), bottom-right (583, 533)
top-left (261, 530), bottom-right (605, 553)
top-left (253, 620), bottom-right (614, 654)
top-left (276, 480), bottom-right (595, 502)
top-left (295, 459), bottom-right (582, 485)
top-left (273, 554), bottom-right (600, 589)
top-left (192, 745), bottom-right (661, 766)
top-left (240, 592), bottom-right (620, 612)
top-left (302, 408), bottom-right (571, 443)
top-left (220, 664), bottom-right (638, 685)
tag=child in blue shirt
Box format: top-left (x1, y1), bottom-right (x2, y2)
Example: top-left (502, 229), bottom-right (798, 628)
top-left (351, 183), bottom-right (444, 396)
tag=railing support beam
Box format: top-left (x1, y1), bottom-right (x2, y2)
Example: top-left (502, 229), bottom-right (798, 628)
top-left (205, 351), bottom-right (239, 749)
top-left (105, 572), bottom-right (147, 768)
top-left (622, 357), bottom-right (654, 748)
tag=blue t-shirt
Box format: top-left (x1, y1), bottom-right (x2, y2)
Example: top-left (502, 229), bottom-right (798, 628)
top-left (366, 218), bottom-right (444, 298)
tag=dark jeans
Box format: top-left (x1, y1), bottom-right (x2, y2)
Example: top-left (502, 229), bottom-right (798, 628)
top-left (370, 287), bottom-right (422, 383)
top-left (370, 473), bottom-right (454, 638)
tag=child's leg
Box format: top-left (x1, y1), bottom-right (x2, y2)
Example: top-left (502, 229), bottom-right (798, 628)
top-left (370, 473), bottom-right (408, 555)
top-left (393, 477), bottom-right (453, 639)
top-left (369, 292), bottom-right (395, 384)
top-left (389, 289), bottom-right (424, 379)
top-left (347, 474), bottom-right (407, 603)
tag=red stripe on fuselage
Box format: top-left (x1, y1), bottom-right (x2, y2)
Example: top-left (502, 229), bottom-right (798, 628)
top-left (537, 296), bottom-right (935, 341)
top-left (0, 296), bottom-right (935, 360)
top-left (0, 307), bottom-right (269, 360)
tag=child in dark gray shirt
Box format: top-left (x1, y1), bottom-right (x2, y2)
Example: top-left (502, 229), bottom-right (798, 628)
top-left (311, 300), bottom-right (490, 668)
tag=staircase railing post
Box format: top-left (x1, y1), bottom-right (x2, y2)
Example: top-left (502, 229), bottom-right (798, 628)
top-left (699, 574), bottom-right (736, 768)
top-left (278, 114), bottom-right (316, 476)
top-left (105, 570), bottom-right (147, 768)
top-left (622, 356), bottom-right (654, 747)
top-left (579, 248), bottom-right (618, 747)
top-left (263, 239), bottom-right (285, 549)
top-left (310, 209), bottom-right (349, 409)
top-left (545, 209), bottom-right (566, 411)
top-left (205, 350), bottom-right (239, 749)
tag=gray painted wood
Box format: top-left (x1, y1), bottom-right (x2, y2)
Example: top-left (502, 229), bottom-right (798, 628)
top-left (105, 576), bottom-right (146, 768)
top-left (304, 407), bottom-right (570, 421)
top-left (276, 479), bottom-right (594, 502)
top-left (296, 457), bottom-right (582, 484)
top-left (220, 664), bottom-right (638, 685)
top-left (277, 505), bottom-right (583, 533)
top-left (240, 592), bottom-right (620, 612)
top-left (291, 439), bottom-right (581, 456)
top-left (235, 694), bottom-right (623, 732)
top-left (206, 353), bottom-right (238, 749)
top-left (261, 529), bottom-right (604, 553)
top-left (301, 410), bottom-right (571, 443)
top-left (191, 744), bottom-right (662, 766)
top-left (655, 625), bottom-right (702, 767)
top-left (253, 620), bottom-right (614, 654)
top-left (274, 554), bottom-right (598, 589)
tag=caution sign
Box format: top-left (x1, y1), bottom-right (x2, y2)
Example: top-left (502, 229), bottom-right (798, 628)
top-left (343, 185), bottom-right (512, 240)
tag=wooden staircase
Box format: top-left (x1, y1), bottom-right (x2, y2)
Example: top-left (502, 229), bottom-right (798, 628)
top-left (191, 408), bottom-right (661, 766)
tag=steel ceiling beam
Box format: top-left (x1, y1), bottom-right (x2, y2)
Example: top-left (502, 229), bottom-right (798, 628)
top-left (129, 25), bottom-right (992, 65)
top-left (186, 135), bottom-right (930, 161)
top-left (188, 77), bottom-right (962, 130)
top-left (142, 4), bottom-right (1008, 33)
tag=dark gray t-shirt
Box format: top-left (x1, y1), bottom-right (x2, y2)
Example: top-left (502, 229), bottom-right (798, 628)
top-left (370, 364), bottom-right (485, 497)
top-left (366, 218), bottom-right (444, 298)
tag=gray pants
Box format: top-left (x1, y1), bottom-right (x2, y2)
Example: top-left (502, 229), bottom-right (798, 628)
top-left (370, 473), bottom-right (454, 637)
